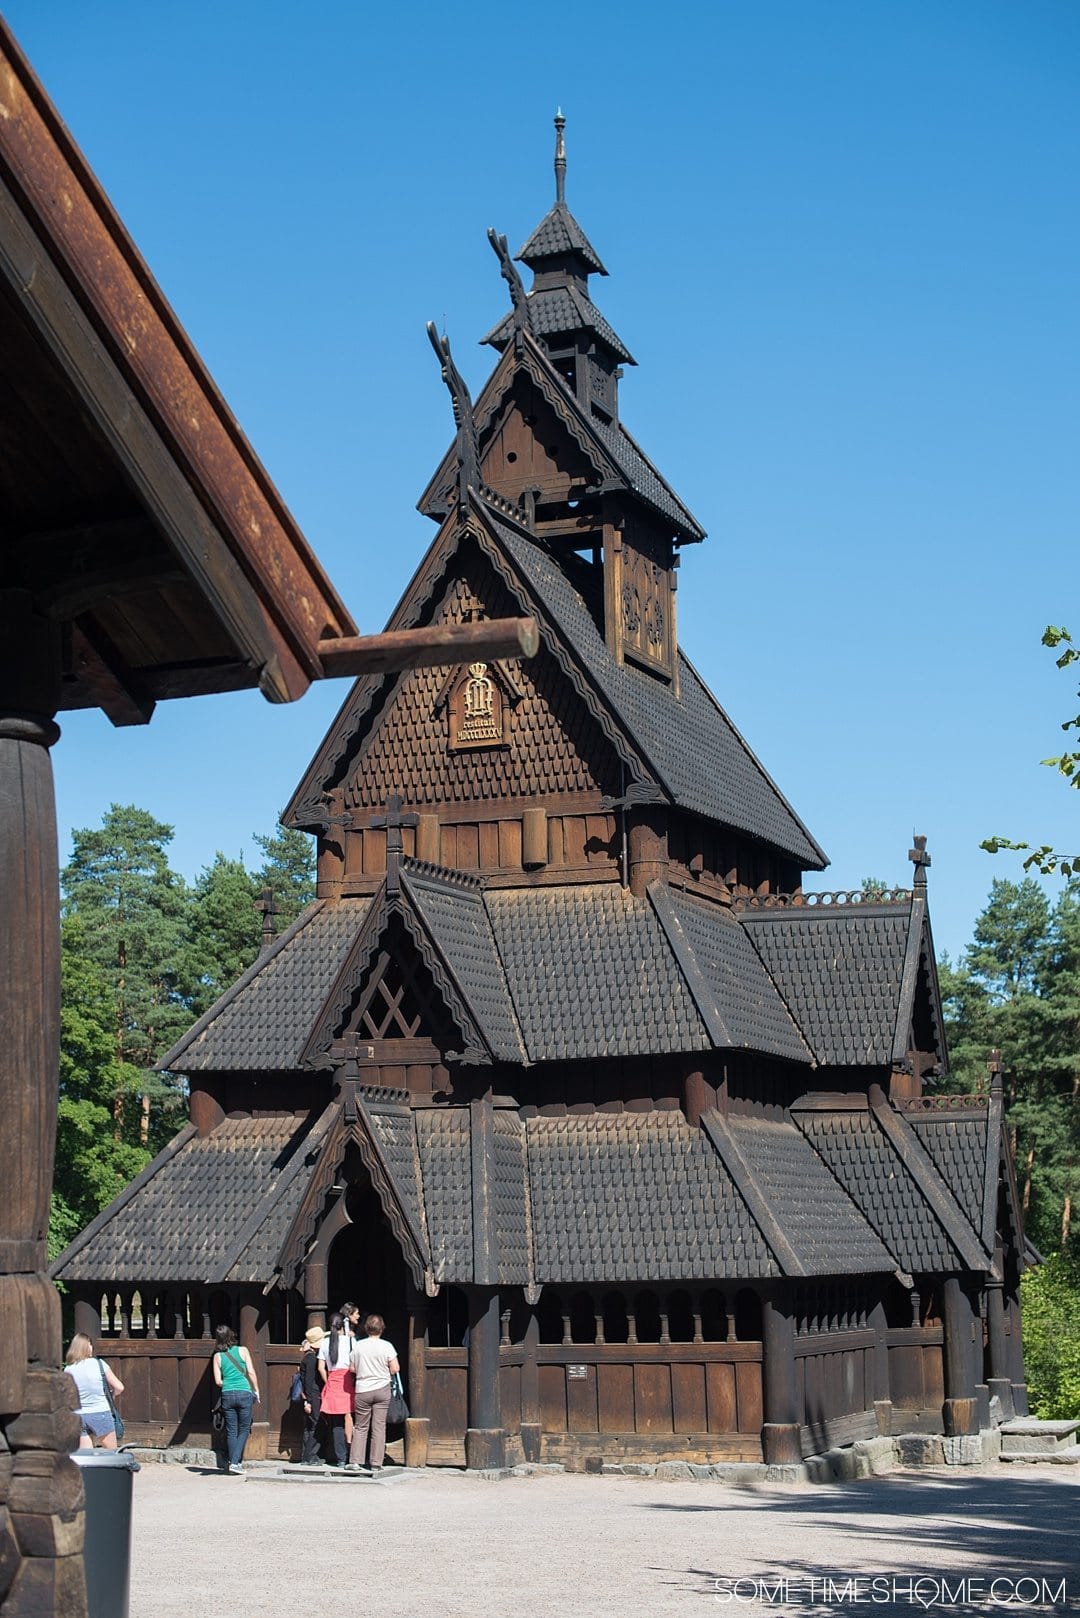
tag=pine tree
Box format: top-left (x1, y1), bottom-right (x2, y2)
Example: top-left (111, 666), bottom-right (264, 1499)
top-left (181, 853), bottom-right (262, 1018)
top-left (253, 823), bottom-right (316, 930)
top-left (61, 804), bottom-right (190, 1148)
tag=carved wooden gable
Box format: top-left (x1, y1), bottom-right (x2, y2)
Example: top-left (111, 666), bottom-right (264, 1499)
top-left (343, 553), bottom-right (620, 810)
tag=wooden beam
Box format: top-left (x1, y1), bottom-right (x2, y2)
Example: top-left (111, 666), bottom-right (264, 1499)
top-left (318, 616), bottom-right (539, 678)
top-left (70, 617), bottom-right (155, 726)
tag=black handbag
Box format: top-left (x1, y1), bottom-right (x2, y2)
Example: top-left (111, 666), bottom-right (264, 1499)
top-left (98, 1359), bottom-right (124, 1441)
top-left (212, 1397), bottom-right (226, 1433)
top-left (387, 1371), bottom-right (409, 1426)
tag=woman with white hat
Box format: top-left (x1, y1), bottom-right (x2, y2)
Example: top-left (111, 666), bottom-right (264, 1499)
top-left (299, 1326), bottom-right (325, 1464)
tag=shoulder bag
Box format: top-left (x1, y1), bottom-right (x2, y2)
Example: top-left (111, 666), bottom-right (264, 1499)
top-left (387, 1370), bottom-right (409, 1426)
top-left (97, 1359), bottom-right (124, 1441)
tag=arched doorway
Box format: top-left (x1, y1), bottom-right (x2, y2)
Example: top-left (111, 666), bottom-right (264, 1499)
top-left (326, 1179), bottom-right (411, 1367)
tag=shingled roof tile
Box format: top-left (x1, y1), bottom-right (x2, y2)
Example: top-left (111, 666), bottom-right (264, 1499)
top-left (517, 201), bottom-right (607, 273)
top-left (723, 1114), bottom-right (895, 1275)
top-left (483, 284), bottom-right (633, 364)
top-left (401, 864), bottom-right (525, 1063)
top-left (486, 885), bottom-right (709, 1062)
top-left (526, 1111), bottom-right (778, 1283)
top-left (741, 904), bottom-right (911, 1065)
top-left (161, 901), bottom-right (367, 1074)
top-left (659, 889), bottom-right (810, 1062)
top-left (54, 1115), bottom-right (315, 1283)
top-left (793, 1105), bottom-right (964, 1273)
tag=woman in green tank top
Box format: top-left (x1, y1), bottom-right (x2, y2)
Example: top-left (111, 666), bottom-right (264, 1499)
top-left (212, 1325), bottom-right (260, 1474)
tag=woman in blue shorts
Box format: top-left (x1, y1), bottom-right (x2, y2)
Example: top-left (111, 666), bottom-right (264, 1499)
top-left (64, 1332), bottom-right (124, 1449)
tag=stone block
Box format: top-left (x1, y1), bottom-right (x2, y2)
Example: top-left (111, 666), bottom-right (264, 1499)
top-left (0, 1453), bottom-right (12, 1504)
top-left (894, 1433), bottom-right (944, 1467)
top-left (655, 1461), bottom-right (693, 1479)
top-left (941, 1434), bottom-right (982, 1466)
top-left (12, 1510), bottom-right (84, 1558)
top-left (689, 1464), bottom-right (716, 1479)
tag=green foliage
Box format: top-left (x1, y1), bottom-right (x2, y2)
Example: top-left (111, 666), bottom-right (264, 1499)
top-left (181, 853), bottom-right (262, 1018)
top-left (53, 809), bottom-right (317, 1253)
top-left (51, 917), bottom-right (151, 1256)
top-left (982, 626), bottom-right (1080, 876)
top-left (253, 824), bottom-right (316, 928)
top-left (940, 878), bottom-right (1080, 1256)
top-left (1021, 1253), bottom-right (1080, 1419)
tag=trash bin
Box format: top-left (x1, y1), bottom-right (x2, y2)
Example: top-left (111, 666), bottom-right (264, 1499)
top-left (71, 1449), bottom-right (140, 1618)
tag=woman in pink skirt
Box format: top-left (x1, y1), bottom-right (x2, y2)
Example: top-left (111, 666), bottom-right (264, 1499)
top-left (317, 1313), bottom-right (355, 1467)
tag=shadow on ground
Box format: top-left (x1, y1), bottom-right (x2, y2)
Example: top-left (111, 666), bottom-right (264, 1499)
top-left (644, 1473), bottom-right (1080, 1612)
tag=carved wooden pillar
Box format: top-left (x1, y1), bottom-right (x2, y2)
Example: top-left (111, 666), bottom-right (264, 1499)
top-left (403, 1288), bottom-right (429, 1468)
top-left (0, 590), bottom-right (87, 1614)
top-left (761, 1290), bottom-right (801, 1464)
top-left (942, 1275), bottom-right (978, 1436)
top-left (465, 1285), bottom-right (505, 1470)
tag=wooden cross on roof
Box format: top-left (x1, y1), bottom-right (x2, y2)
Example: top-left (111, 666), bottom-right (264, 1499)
top-left (253, 887), bottom-right (278, 951)
top-left (908, 834), bottom-right (931, 889)
top-left (371, 792), bottom-right (419, 893)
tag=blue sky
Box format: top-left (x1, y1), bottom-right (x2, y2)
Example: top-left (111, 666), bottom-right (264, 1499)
top-left (7, 0), bottom-right (1079, 960)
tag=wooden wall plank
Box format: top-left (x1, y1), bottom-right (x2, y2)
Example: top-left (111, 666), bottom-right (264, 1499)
top-left (735, 1361), bottom-right (763, 1433)
top-left (498, 818), bottom-right (522, 869)
top-left (428, 1366), bottom-right (468, 1441)
top-left (634, 1364), bottom-right (673, 1433)
top-left (567, 1366), bottom-right (599, 1433)
top-left (538, 1364), bottom-right (567, 1432)
top-left (597, 1364), bottom-right (635, 1433)
top-left (705, 1361), bottom-right (737, 1433)
top-left (479, 821), bottom-right (500, 869)
top-left (671, 1363), bottom-right (707, 1434)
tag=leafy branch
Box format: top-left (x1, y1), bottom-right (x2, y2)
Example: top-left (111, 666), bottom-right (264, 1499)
top-left (982, 627), bottom-right (1080, 875)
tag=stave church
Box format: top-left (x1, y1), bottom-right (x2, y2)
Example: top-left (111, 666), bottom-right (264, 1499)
top-left (54, 119), bottom-right (1031, 1471)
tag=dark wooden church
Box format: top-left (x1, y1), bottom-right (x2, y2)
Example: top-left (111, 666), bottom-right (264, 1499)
top-left (54, 120), bottom-right (1030, 1471)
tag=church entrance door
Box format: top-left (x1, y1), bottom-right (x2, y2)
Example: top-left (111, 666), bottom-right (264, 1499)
top-left (327, 1180), bottom-right (410, 1373)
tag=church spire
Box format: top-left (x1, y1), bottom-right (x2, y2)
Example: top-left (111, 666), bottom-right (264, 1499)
top-left (554, 108), bottom-right (567, 204)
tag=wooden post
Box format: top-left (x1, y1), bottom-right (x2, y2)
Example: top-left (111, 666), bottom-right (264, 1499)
top-left (520, 1307), bottom-right (541, 1463)
top-left (1006, 1290), bottom-right (1029, 1417)
top-left (465, 1286), bottom-right (505, 1470)
top-left (942, 1276), bottom-right (978, 1436)
top-left (0, 590), bottom-right (87, 1615)
top-left (240, 1295), bottom-right (270, 1459)
top-left (627, 807), bottom-right (668, 896)
top-left (403, 1290), bottom-right (430, 1468)
top-left (761, 1291), bottom-right (801, 1464)
top-left (868, 1298), bottom-right (892, 1435)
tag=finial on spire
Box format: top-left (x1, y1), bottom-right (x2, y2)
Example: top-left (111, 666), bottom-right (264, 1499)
top-left (908, 834), bottom-right (931, 889)
top-left (554, 109), bottom-right (567, 204)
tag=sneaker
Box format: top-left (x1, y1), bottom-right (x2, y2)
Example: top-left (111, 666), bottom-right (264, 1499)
top-left (228, 1464), bottom-right (244, 1475)
top-left (344, 1463), bottom-right (361, 1473)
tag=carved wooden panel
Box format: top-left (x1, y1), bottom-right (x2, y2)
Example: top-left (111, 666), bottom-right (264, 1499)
top-left (607, 525), bottom-right (675, 678)
top-left (344, 560), bottom-right (620, 810)
top-left (447, 661), bottom-right (509, 752)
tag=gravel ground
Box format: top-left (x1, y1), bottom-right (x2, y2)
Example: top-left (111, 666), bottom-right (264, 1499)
top-left (129, 1463), bottom-right (1080, 1618)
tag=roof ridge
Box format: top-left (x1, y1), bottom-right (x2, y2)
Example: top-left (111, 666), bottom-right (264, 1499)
top-left (400, 856), bottom-right (484, 892)
top-left (868, 1089), bottom-right (990, 1270)
top-left (678, 648), bottom-right (828, 868)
